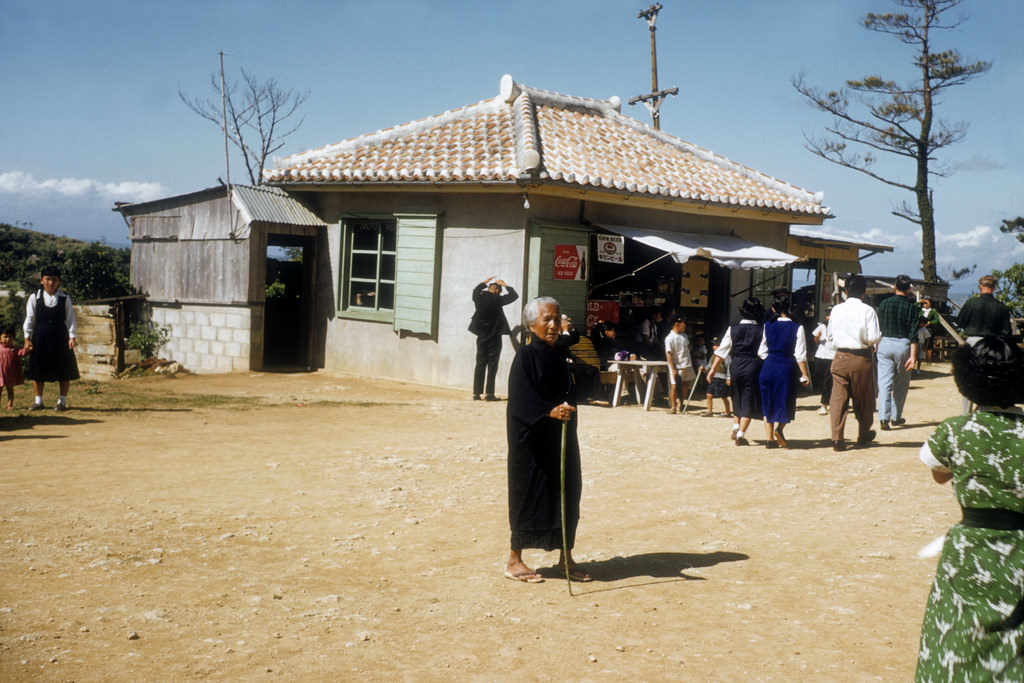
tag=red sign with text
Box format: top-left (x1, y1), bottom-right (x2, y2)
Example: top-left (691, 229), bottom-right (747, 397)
top-left (553, 244), bottom-right (587, 280)
top-left (586, 300), bottom-right (620, 332)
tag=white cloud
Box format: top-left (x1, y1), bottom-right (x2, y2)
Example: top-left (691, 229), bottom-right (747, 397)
top-left (936, 224), bottom-right (993, 249)
top-left (0, 170), bottom-right (166, 203)
top-left (804, 224), bottom-right (1024, 280)
top-left (933, 224), bottom-right (1024, 276)
top-left (855, 228), bottom-right (897, 244)
top-left (957, 155), bottom-right (1007, 172)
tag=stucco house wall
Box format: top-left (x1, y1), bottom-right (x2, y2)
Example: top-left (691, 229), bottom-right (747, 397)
top-left (297, 186), bottom-right (795, 393)
top-left (303, 190), bottom-right (528, 391)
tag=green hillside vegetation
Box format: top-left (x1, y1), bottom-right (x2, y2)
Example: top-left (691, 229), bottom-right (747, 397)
top-left (0, 222), bottom-right (132, 338)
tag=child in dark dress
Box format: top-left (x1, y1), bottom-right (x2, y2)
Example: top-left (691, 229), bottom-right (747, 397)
top-left (24, 266), bottom-right (79, 411)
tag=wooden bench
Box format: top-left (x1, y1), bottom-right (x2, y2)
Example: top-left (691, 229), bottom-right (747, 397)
top-left (569, 336), bottom-right (617, 400)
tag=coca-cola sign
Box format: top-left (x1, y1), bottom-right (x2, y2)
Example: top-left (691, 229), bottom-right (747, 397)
top-left (555, 253), bottom-right (579, 269)
top-left (553, 244), bottom-right (587, 280)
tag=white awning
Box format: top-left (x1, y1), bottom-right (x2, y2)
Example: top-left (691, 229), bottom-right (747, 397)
top-left (600, 224), bottom-right (800, 270)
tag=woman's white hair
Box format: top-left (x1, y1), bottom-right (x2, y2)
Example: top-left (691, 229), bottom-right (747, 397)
top-left (522, 296), bottom-right (560, 327)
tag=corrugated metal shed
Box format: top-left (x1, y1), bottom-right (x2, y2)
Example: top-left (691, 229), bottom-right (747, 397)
top-left (118, 184), bottom-right (325, 304)
top-left (231, 185), bottom-right (324, 227)
top-left (118, 184), bottom-right (325, 236)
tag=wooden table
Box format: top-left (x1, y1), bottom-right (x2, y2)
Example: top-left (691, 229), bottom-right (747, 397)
top-left (607, 360), bottom-right (670, 410)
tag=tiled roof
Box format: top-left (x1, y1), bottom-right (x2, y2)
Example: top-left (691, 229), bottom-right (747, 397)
top-left (266, 75), bottom-right (829, 217)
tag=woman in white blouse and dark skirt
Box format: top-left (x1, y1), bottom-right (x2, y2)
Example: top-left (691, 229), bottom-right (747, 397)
top-left (24, 266), bottom-right (79, 411)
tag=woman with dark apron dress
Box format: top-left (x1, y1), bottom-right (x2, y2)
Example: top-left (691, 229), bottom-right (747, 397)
top-left (707, 297), bottom-right (765, 446)
top-left (24, 266), bottom-right (79, 411)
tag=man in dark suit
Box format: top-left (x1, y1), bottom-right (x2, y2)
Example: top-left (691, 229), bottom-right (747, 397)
top-left (470, 276), bottom-right (518, 400)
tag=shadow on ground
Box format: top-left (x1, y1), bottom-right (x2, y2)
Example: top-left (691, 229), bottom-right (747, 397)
top-left (538, 550), bottom-right (748, 586)
top-left (50, 406), bottom-right (193, 414)
top-left (0, 414), bottom-right (105, 441)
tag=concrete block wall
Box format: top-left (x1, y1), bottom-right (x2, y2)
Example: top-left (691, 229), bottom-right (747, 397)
top-left (150, 304), bottom-right (252, 373)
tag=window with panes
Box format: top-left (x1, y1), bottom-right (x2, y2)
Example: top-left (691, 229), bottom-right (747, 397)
top-left (344, 219), bottom-right (396, 311)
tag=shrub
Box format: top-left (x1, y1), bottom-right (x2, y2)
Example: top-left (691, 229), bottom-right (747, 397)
top-left (265, 278), bottom-right (287, 300)
top-left (125, 321), bottom-right (171, 359)
top-left (0, 292), bottom-right (26, 343)
top-left (62, 242), bottom-right (132, 301)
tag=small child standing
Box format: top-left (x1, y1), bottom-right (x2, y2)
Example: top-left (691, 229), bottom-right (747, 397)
top-left (812, 308), bottom-right (836, 414)
top-left (0, 327), bottom-right (29, 409)
top-left (24, 266), bottom-right (80, 411)
top-left (692, 333), bottom-right (708, 372)
top-left (915, 315), bottom-right (932, 372)
top-left (702, 337), bottom-right (732, 417)
top-left (664, 315), bottom-right (695, 414)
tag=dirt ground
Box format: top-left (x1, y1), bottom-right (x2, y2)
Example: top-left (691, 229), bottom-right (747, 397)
top-left (0, 364), bottom-right (963, 681)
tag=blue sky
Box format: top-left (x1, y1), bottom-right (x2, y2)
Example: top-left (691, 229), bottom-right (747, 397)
top-left (2, 0), bottom-right (1021, 286)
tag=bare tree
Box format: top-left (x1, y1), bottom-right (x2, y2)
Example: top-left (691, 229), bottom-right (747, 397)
top-left (179, 68), bottom-right (309, 186)
top-left (793, 0), bottom-right (990, 283)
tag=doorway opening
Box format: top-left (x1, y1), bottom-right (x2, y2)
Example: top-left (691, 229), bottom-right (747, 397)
top-left (263, 235), bottom-right (316, 370)
top-left (790, 258), bottom-right (820, 325)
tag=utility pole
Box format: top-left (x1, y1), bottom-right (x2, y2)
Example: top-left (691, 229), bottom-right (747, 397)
top-left (629, 3), bottom-right (677, 130)
top-left (219, 51), bottom-right (231, 189)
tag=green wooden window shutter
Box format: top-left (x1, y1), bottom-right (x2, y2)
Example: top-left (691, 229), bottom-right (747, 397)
top-left (394, 214), bottom-right (441, 336)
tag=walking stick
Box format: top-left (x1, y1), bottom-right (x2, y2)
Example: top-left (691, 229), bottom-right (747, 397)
top-left (559, 420), bottom-right (573, 596)
top-left (680, 366), bottom-right (704, 415)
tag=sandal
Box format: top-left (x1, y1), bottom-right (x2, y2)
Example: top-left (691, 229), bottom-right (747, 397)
top-left (554, 564), bottom-right (592, 582)
top-left (504, 569), bottom-right (543, 583)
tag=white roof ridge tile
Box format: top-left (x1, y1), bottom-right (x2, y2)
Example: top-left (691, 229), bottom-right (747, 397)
top-left (276, 95), bottom-right (506, 168)
top-left (519, 83), bottom-right (620, 116)
top-left (513, 90), bottom-right (541, 174)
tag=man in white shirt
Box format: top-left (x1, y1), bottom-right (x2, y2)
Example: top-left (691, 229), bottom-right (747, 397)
top-left (827, 275), bottom-right (881, 450)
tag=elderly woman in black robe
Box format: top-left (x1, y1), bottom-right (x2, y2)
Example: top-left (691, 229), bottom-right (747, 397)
top-left (504, 296), bottom-right (589, 583)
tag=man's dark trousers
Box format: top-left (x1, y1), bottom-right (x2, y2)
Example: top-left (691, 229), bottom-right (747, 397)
top-left (474, 335), bottom-right (502, 397)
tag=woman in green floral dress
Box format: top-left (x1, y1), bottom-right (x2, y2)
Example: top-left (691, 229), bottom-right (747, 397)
top-left (916, 336), bottom-right (1024, 681)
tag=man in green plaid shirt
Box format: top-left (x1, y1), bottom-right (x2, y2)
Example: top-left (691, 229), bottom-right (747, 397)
top-left (876, 274), bottom-right (919, 430)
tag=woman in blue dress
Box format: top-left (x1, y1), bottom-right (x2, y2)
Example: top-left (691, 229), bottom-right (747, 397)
top-left (757, 292), bottom-right (809, 448)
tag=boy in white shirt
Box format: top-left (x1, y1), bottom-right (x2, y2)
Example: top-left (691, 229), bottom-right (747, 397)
top-left (811, 308), bottom-right (836, 414)
top-left (664, 315), bottom-right (695, 414)
top-left (702, 336), bottom-right (732, 417)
